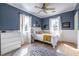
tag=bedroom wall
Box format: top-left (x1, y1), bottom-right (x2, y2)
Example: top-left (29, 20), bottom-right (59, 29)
top-left (60, 11), bottom-right (75, 43)
top-left (0, 3), bottom-right (78, 44)
top-left (41, 10), bottom-right (76, 44)
top-left (0, 3), bottom-right (41, 30)
top-left (32, 16), bottom-right (41, 27)
top-left (41, 11), bottom-right (74, 30)
top-left (0, 4), bottom-right (20, 30)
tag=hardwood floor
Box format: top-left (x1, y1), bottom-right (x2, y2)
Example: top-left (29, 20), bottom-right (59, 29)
top-left (57, 41), bottom-right (79, 56)
top-left (57, 41), bottom-right (77, 48)
top-left (2, 40), bottom-right (79, 56)
top-left (33, 40), bottom-right (79, 56)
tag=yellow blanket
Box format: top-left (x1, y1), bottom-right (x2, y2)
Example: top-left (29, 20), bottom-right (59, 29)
top-left (43, 34), bottom-right (51, 42)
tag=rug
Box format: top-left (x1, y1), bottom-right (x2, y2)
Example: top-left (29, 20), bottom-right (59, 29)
top-left (25, 44), bottom-right (64, 56)
top-left (4, 43), bottom-right (64, 56)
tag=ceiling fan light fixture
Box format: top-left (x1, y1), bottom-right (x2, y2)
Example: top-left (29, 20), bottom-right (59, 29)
top-left (35, 3), bottom-right (56, 14)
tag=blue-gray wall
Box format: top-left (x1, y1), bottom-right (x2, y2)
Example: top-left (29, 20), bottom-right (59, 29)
top-left (0, 4), bottom-right (20, 30)
top-left (0, 3), bottom-right (41, 30)
top-left (41, 11), bottom-right (75, 30)
top-left (0, 3), bottom-right (76, 30)
top-left (32, 16), bottom-right (41, 27)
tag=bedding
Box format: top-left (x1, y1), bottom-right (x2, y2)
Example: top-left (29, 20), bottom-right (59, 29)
top-left (43, 34), bottom-right (51, 42)
top-left (32, 27), bottom-right (52, 43)
top-left (32, 27), bottom-right (60, 48)
top-left (35, 33), bottom-right (52, 43)
top-left (36, 31), bottom-right (43, 34)
top-left (35, 34), bottom-right (43, 41)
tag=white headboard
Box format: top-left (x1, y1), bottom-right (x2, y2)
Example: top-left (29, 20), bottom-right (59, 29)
top-left (32, 27), bottom-right (42, 32)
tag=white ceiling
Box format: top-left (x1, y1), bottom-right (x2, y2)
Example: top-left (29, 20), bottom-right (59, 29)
top-left (8, 3), bottom-right (77, 18)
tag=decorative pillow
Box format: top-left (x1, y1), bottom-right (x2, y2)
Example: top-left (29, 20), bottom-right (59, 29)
top-left (39, 31), bottom-right (43, 34)
top-left (36, 31), bottom-right (43, 34)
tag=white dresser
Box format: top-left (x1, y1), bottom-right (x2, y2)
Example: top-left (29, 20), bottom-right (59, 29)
top-left (1, 31), bottom-right (21, 55)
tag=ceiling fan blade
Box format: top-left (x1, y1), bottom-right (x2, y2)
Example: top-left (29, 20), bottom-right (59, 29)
top-left (36, 9), bottom-right (42, 14)
top-left (35, 6), bottom-right (42, 9)
top-left (45, 8), bottom-right (55, 10)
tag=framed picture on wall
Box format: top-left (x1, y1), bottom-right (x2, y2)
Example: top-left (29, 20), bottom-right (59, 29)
top-left (43, 24), bottom-right (48, 29)
top-left (62, 22), bottom-right (70, 28)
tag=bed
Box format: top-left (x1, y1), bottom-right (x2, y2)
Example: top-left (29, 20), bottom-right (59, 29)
top-left (31, 27), bottom-right (52, 43)
top-left (31, 27), bottom-right (60, 48)
top-left (35, 33), bottom-right (52, 43)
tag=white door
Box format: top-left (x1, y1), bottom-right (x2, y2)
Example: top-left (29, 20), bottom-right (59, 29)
top-left (20, 14), bottom-right (31, 44)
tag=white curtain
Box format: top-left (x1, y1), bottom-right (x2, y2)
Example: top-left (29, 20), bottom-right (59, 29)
top-left (20, 14), bottom-right (32, 44)
top-left (49, 16), bottom-right (61, 47)
top-left (49, 16), bottom-right (61, 36)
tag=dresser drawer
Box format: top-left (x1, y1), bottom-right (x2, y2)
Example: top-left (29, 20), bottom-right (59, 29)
top-left (1, 43), bottom-right (21, 55)
top-left (1, 31), bottom-right (21, 55)
top-left (1, 37), bottom-right (21, 45)
top-left (1, 32), bottom-right (20, 39)
top-left (1, 41), bottom-right (21, 49)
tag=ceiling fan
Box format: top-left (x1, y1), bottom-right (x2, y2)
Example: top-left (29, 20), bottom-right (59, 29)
top-left (35, 3), bottom-right (56, 14)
